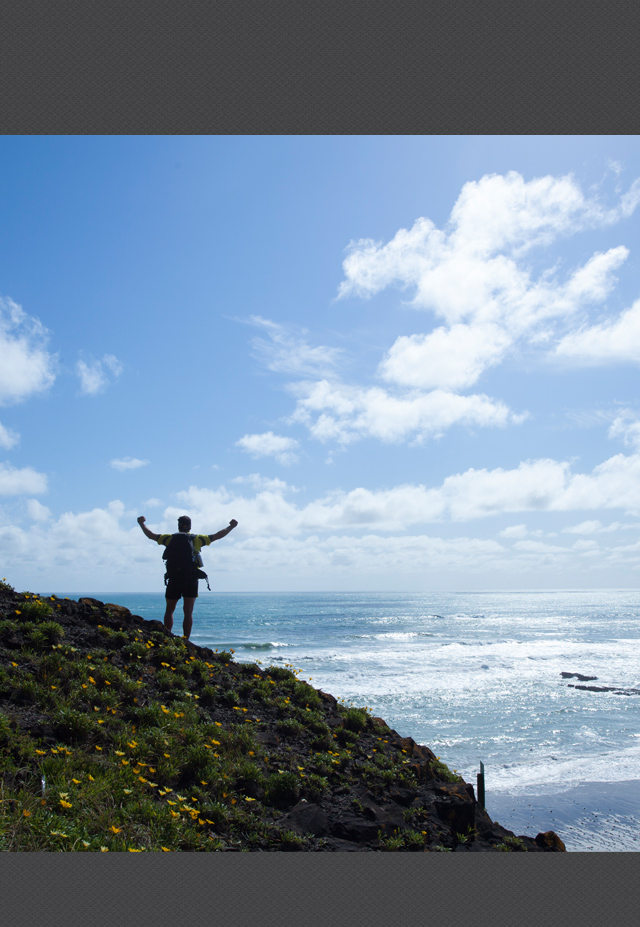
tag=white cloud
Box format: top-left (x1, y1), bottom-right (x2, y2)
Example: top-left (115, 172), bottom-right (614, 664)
top-left (27, 499), bottom-right (51, 521)
top-left (110, 457), bottom-right (149, 471)
top-left (249, 316), bottom-right (341, 377)
top-left (232, 473), bottom-right (298, 493)
top-left (290, 380), bottom-right (520, 444)
top-left (0, 422), bottom-right (19, 449)
top-left (141, 497), bottom-right (163, 508)
top-left (236, 431), bottom-right (300, 465)
top-left (177, 448), bottom-right (640, 539)
top-left (77, 354), bottom-right (123, 396)
top-left (242, 174), bottom-right (640, 449)
top-left (607, 411), bottom-right (640, 450)
top-left (0, 297), bottom-right (57, 405)
top-left (555, 299), bottom-right (640, 364)
top-left (335, 172), bottom-right (637, 393)
top-left (499, 524), bottom-right (544, 539)
top-left (561, 519), bottom-right (637, 535)
top-left (0, 462), bottom-right (47, 496)
top-left (379, 323), bottom-right (513, 390)
top-left (9, 452), bottom-right (640, 589)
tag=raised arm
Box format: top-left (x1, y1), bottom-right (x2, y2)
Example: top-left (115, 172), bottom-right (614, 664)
top-left (209, 519), bottom-right (238, 542)
top-left (137, 515), bottom-right (160, 542)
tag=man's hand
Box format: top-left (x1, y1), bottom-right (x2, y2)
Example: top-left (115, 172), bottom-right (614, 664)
top-left (229, 519), bottom-right (238, 528)
top-left (137, 516), bottom-right (146, 526)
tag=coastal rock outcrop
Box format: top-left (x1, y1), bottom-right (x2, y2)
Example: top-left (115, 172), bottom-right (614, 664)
top-left (0, 583), bottom-right (566, 852)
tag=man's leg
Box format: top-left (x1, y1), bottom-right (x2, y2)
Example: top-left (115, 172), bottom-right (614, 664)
top-left (164, 599), bottom-right (179, 633)
top-left (182, 597), bottom-right (196, 640)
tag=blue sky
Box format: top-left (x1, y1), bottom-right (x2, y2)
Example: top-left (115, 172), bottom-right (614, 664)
top-left (3, 135), bottom-right (640, 592)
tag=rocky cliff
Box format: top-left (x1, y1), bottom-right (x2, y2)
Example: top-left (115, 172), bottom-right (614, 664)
top-left (0, 581), bottom-right (565, 852)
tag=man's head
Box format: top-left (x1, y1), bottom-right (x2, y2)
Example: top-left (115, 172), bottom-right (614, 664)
top-left (177, 515), bottom-right (192, 532)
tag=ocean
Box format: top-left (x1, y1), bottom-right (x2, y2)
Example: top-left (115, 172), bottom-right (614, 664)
top-left (53, 588), bottom-right (640, 851)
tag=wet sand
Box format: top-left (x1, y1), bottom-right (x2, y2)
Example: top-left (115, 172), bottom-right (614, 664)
top-left (486, 780), bottom-right (640, 851)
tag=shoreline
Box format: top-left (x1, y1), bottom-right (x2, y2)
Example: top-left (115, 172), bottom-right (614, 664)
top-left (486, 779), bottom-right (640, 851)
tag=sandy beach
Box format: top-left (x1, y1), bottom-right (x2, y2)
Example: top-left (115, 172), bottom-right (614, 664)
top-left (486, 779), bottom-right (640, 851)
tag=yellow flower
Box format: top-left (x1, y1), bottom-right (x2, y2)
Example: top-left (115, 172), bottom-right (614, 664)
top-left (161, 847), bottom-right (171, 852)
top-left (148, 782), bottom-right (158, 788)
top-left (35, 749), bottom-right (46, 755)
top-left (59, 800), bottom-right (72, 809)
top-left (138, 776), bottom-right (148, 784)
top-left (115, 750), bottom-right (125, 756)
top-left (100, 847), bottom-right (109, 852)
top-left (245, 797), bottom-right (255, 802)
top-left (127, 741), bottom-right (138, 748)
top-left (161, 706), bottom-right (170, 713)
top-left (22, 809), bottom-right (31, 817)
top-left (89, 677), bottom-right (96, 684)
top-left (164, 753), bottom-right (171, 758)
top-left (123, 789), bottom-right (132, 795)
top-left (121, 759), bottom-right (129, 766)
top-left (72, 778), bottom-right (81, 785)
top-left (95, 746), bottom-right (102, 751)
top-left (167, 801), bottom-right (176, 806)
top-left (88, 775), bottom-right (95, 781)
top-left (109, 825), bottom-right (122, 834)
top-left (170, 810), bottom-right (180, 818)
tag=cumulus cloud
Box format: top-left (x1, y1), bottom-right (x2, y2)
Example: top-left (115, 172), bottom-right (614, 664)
top-left (239, 172), bottom-right (640, 450)
top-left (178, 449), bottom-right (640, 538)
top-left (236, 431), bottom-right (300, 465)
top-left (27, 499), bottom-right (51, 521)
top-left (0, 463), bottom-right (47, 496)
top-left (290, 380), bottom-right (520, 444)
top-left (336, 172), bottom-right (638, 393)
top-left (0, 422), bottom-right (19, 450)
top-left (9, 451), bottom-right (640, 588)
top-left (607, 411), bottom-right (640, 450)
top-left (232, 473), bottom-right (298, 493)
top-left (555, 299), bottom-right (640, 364)
top-left (77, 353), bottom-right (123, 396)
top-left (561, 519), bottom-right (637, 534)
top-left (0, 297), bottom-right (57, 406)
top-left (378, 323), bottom-right (513, 391)
top-left (110, 457), bottom-right (149, 471)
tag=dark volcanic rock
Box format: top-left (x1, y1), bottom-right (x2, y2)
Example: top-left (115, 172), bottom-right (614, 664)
top-left (561, 672), bottom-right (598, 681)
top-left (281, 801), bottom-right (330, 837)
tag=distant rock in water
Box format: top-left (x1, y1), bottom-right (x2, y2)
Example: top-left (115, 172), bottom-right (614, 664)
top-left (561, 671), bottom-right (640, 696)
top-left (568, 684), bottom-right (640, 696)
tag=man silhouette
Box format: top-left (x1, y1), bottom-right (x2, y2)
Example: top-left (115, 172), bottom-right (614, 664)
top-left (137, 514), bottom-right (238, 640)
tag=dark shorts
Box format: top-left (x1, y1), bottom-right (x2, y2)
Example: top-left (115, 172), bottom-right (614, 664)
top-left (165, 572), bottom-right (198, 600)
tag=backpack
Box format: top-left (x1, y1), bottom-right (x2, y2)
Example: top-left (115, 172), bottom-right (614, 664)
top-left (162, 533), bottom-right (211, 590)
